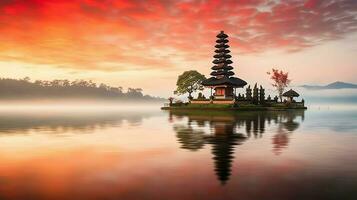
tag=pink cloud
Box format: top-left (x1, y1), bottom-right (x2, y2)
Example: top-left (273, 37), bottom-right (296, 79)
top-left (0, 0), bottom-right (356, 71)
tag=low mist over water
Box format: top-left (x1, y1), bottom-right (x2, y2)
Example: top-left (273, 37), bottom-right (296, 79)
top-left (296, 88), bottom-right (357, 105)
top-left (0, 100), bottom-right (163, 111)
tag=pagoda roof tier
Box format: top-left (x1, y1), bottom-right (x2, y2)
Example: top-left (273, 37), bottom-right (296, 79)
top-left (215, 44), bottom-right (230, 48)
top-left (212, 59), bottom-right (233, 64)
top-left (202, 77), bottom-right (247, 87)
top-left (211, 65), bottom-right (233, 70)
top-left (215, 49), bottom-right (230, 53)
top-left (216, 31), bottom-right (228, 38)
top-left (216, 38), bottom-right (229, 43)
top-left (210, 71), bottom-right (235, 76)
top-left (213, 54), bottom-right (232, 59)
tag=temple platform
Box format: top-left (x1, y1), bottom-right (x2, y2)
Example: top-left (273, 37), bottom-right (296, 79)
top-left (161, 102), bottom-right (307, 111)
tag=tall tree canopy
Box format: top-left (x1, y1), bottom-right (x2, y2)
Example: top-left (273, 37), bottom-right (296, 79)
top-left (267, 68), bottom-right (291, 102)
top-left (174, 70), bottom-right (206, 99)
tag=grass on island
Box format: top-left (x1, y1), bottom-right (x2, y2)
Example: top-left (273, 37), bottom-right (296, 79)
top-left (164, 102), bottom-right (306, 111)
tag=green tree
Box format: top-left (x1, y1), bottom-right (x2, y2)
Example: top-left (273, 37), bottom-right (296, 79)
top-left (174, 70), bottom-right (206, 99)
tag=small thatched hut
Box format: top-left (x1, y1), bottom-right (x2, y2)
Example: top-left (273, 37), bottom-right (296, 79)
top-left (282, 89), bottom-right (300, 102)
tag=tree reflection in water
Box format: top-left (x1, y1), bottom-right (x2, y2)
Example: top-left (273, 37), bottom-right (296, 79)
top-left (171, 110), bottom-right (305, 185)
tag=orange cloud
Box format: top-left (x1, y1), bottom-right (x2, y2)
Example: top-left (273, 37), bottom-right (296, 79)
top-left (0, 0), bottom-right (356, 71)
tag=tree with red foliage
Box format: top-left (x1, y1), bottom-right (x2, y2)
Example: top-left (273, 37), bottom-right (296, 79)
top-left (267, 69), bottom-right (291, 102)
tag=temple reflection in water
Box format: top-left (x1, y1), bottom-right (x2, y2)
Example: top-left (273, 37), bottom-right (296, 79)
top-left (170, 110), bottom-right (305, 185)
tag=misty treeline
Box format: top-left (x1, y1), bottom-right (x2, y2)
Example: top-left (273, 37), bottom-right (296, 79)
top-left (0, 77), bottom-right (164, 101)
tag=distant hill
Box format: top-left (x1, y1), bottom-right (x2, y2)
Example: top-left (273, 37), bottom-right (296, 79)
top-left (301, 81), bottom-right (357, 90)
top-left (0, 77), bottom-right (165, 102)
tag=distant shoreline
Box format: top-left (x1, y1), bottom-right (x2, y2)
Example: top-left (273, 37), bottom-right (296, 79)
top-left (0, 77), bottom-right (166, 102)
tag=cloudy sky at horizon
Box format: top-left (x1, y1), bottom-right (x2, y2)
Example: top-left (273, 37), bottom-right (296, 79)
top-left (1, 0), bottom-right (357, 97)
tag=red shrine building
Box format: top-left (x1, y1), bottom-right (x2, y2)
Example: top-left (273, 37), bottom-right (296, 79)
top-left (201, 31), bottom-right (247, 101)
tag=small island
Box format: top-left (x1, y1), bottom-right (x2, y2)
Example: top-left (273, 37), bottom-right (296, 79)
top-left (162, 31), bottom-right (306, 111)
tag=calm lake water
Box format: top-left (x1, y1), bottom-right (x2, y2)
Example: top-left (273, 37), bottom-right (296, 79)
top-left (0, 105), bottom-right (357, 200)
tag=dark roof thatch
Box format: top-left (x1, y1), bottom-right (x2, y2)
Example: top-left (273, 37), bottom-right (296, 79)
top-left (216, 38), bottom-right (229, 43)
top-left (213, 54), bottom-right (232, 59)
top-left (202, 77), bottom-right (247, 87)
top-left (211, 65), bottom-right (233, 70)
top-left (210, 71), bottom-right (235, 76)
top-left (213, 59), bottom-right (233, 64)
top-left (282, 89), bottom-right (300, 97)
top-left (215, 44), bottom-right (230, 48)
top-left (215, 49), bottom-right (230, 53)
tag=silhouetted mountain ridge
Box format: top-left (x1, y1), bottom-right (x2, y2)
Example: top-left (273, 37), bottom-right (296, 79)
top-left (301, 81), bottom-right (357, 90)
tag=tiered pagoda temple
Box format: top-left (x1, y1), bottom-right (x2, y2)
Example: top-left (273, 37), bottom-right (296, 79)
top-left (162, 31), bottom-right (307, 110)
top-left (202, 31), bottom-right (247, 99)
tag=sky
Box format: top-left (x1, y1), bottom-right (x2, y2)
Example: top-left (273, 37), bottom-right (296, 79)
top-left (0, 0), bottom-right (357, 97)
